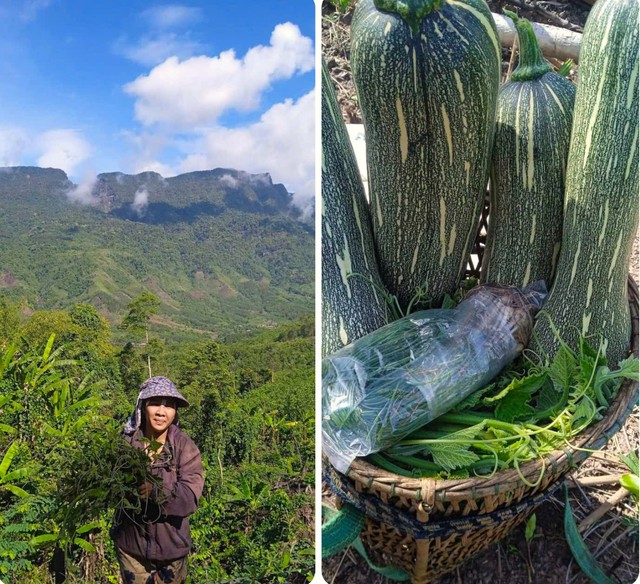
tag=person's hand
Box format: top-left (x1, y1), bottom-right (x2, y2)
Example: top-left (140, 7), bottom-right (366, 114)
top-left (138, 482), bottom-right (154, 499)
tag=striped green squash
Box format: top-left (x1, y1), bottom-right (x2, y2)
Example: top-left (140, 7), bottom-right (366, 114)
top-left (351, 0), bottom-right (501, 311)
top-left (321, 60), bottom-right (388, 357)
top-left (533, 0), bottom-right (639, 363)
top-left (482, 11), bottom-right (576, 288)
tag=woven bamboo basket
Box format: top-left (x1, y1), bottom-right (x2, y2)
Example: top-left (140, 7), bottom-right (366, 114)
top-left (324, 254), bottom-right (639, 583)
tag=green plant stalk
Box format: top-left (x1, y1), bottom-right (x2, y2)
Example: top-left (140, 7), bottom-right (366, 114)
top-left (504, 9), bottom-right (552, 81)
top-left (373, 0), bottom-right (442, 34)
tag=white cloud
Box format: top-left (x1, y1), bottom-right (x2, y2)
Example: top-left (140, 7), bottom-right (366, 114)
top-left (115, 5), bottom-right (205, 67)
top-left (66, 169), bottom-right (98, 205)
top-left (132, 158), bottom-right (175, 177)
top-left (179, 90), bottom-right (315, 213)
top-left (36, 129), bottom-right (92, 176)
top-left (0, 128), bottom-right (29, 166)
top-left (121, 130), bottom-right (175, 176)
top-left (124, 22), bottom-right (314, 128)
top-left (141, 5), bottom-right (202, 29)
top-left (0, 0), bottom-right (53, 22)
top-left (115, 33), bottom-right (205, 67)
top-left (132, 187), bottom-right (149, 216)
top-left (219, 174), bottom-right (238, 188)
top-left (0, 127), bottom-right (94, 178)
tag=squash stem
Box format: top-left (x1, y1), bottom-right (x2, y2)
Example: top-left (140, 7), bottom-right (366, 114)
top-left (374, 0), bottom-right (442, 34)
top-left (505, 9), bottom-right (552, 81)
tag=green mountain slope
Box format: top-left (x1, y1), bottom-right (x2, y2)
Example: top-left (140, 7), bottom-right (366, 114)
top-left (0, 166), bottom-right (314, 341)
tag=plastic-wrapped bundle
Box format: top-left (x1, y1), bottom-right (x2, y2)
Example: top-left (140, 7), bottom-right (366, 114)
top-left (322, 284), bottom-right (546, 473)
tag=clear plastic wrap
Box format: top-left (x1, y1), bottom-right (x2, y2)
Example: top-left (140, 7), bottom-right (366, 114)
top-left (322, 284), bottom-right (547, 473)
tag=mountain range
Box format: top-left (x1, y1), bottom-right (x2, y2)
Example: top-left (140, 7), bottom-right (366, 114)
top-left (0, 166), bottom-right (314, 341)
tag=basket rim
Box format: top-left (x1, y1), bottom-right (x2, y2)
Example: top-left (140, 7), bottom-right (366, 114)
top-left (344, 277), bottom-right (639, 503)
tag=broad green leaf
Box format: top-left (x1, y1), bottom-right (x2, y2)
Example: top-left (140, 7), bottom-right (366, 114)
top-left (615, 356), bottom-right (640, 381)
top-left (424, 428), bottom-right (483, 472)
top-left (67, 397), bottom-right (102, 412)
top-left (532, 377), bottom-right (566, 421)
top-left (495, 388), bottom-right (536, 423)
top-left (452, 383), bottom-right (495, 412)
top-left (86, 488), bottom-right (107, 499)
top-left (281, 550), bottom-right (291, 568)
top-left (424, 444), bottom-right (479, 472)
top-left (0, 395), bottom-right (14, 408)
top-left (77, 521), bottom-right (102, 534)
top-left (441, 294), bottom-right (457, 309)
top-left (0, 424), bottom-right (17, 435)
top-left (74, 537), bottom-right (96, 553)
top-left (42, 333), bottom-right (56, 361)
top-left (619, 474), bottom-right (639, 499)
top-left (3, 484), bottom-right (29, 498)
top-left (41, 423), bottom-right (63, 438)
top-left (563, 485), bottom-right (617, 584)
top-left (579, 337), bottom-right (606, 368)
top-left (483, 373), bottom-right (546, 404)
top-left (619, 452), bottom-right (639, 476)
top-left (592, 356), bottom-right (640, 407)
top-left (525, 513), bottom-right (536, 541)
top-left (548, 345), bottom-right (577, 393)
top-left (578, 340), bottom-right (605, 388)
top-left (0, 441), bottom-right (19, 478)
top-left (2, 468), bottom-right (31, 483)
top-left (30, 534), bottom-right (59, 546)
top-left (571, 398), bottom-right (598, 432)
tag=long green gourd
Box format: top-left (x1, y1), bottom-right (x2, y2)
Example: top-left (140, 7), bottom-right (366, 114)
top-left (350, 0), bottom-right (501, 311)
top-left (482, 11), bottom-right (576, 288)
top-left (533, 0), bottom-right (639, 363)
top-left (321, 60), bottom-right (388, 357)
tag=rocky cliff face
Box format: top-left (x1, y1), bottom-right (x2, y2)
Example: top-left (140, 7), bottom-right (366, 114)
top-left (95, 168), bottom-right (297, 219)
top-left (0, 166), bottom-right (299, 219)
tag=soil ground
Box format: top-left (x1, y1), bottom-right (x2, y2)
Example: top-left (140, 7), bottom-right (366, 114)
top-left (321, 2), bottom-right (640, 583)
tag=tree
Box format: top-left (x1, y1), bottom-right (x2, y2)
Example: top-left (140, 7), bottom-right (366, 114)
top-left (0, 297), bottom-right (21, 348)
top-left (19, 311), bottom-right (77, 349)
top-left (69, 304), bottom-right (113, 360)
top-left (119, 292), bottom-right (160, 377)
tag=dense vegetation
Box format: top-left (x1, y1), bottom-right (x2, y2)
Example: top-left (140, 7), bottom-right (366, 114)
top-left (0, 298), bottom-right (315, 583)
top-left (0, 167), bottom-right (314, 342)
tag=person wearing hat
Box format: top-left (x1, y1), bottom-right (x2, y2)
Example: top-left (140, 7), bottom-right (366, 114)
top-left (111, 376), bottom-right (204, 584)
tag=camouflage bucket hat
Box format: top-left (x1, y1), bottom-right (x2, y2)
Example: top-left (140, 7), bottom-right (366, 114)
top-left (124, 376), bottom-right (189, 435)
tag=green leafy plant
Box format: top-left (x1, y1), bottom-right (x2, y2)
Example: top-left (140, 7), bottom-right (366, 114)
top-left (326, 0), bottom-right (354, 15)
top-left (1, 314), bottom-right (314, 583)
top-left (371, 338), bottom-right (639, 484)
top-left (563, 485), bottom-right (618, 584)
top-left (32, 421), bottom-right (160, 574)
top-left (0, 442), bottom-right (32, 498)
top-left (557, 59), bottom-right (573, 76)
top-left (619, 451), bottom-right (639, 499)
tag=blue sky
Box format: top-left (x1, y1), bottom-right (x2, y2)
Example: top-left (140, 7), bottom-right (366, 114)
top-left (0, 1), bottom-right (316, 213)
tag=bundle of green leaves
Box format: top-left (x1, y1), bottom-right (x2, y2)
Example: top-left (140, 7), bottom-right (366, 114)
top-left (41, 421), bottom-right (160, 555)
top-left (370, 337), bottom-right (639, 484)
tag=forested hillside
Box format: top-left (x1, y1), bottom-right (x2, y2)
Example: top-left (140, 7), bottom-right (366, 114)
top-left (0, 164), bottom-right (315, 582)
top-left (0, 166), bottom-right (314, 341)
top-left (0, 303), bottom-right (314, 583)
